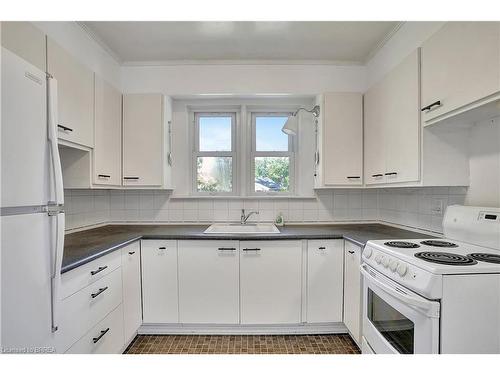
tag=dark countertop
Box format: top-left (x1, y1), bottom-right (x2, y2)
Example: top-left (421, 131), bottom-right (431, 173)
top-left (62, 223), bottom-right (434, 274)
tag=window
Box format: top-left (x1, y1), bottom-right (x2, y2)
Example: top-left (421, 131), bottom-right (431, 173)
top-left (194, 113), bottom-right (236, 194)
top-left (250, 113), bottom-right (294, 194)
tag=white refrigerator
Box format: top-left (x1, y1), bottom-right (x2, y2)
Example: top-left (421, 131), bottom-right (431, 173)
top-left (1, 47), bottom-right (65, 353)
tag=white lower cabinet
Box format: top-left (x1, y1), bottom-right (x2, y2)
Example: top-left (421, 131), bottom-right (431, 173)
top-left (306, 240), bottom-right (344, 323)
top-left (66, 304), bottom-right (124, 354)
top-left (121, 242), bottom-right (142, 343)
top-left (58, 266), bottom-right (123, 352)
top-left (141, 240), bottom-right (179, 323)
top-left (178, 240), bottom-right (239, 324)
top-left (240, 241), bottom-right (302, 324)
top-left (343, 241), bottom-right (363, 344)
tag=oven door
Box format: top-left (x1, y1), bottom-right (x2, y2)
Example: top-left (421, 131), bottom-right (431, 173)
top-left (360, 264), bottom-right (440, 354)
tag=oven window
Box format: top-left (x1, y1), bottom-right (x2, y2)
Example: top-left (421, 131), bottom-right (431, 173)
top-left (368, 288), bottom-right (415, 354)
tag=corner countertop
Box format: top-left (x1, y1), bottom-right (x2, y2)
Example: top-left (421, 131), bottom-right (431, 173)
top-left (62, 223), bottom-right (435, 274)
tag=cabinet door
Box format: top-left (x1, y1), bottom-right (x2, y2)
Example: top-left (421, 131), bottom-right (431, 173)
top-left (178, 241), bottom-right (239, 324)
top-left (122, 94), bottom-right (165, 186)
top-left (343, 241), bottom-right (362, 344)
top-left (364, 81), bottom-right (387, 185)
top-left (383, 49), bottom-right (420, 184)
top-left (93, 76), bottom-right (122, 186)
top-left (121, 242), bottom-right (142, 343)
top-left (240, 241), bottom-right (302, 324)
top-left (141, 240), bottom-right (178, 323)
top-left (306, 240), bottom-right (344, 323)
top-left (421, 22), bottom-right (500, 123)
top-left (322, 93), bottom-right (363, 186)
top-left (1, 21), bottom-right (46, 71)
top-left (47, 38), bottom-right (94, 148)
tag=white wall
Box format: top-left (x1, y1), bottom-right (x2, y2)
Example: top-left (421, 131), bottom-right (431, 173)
top-left (466, 117), bottom-right (500, 207)
top-left (33, 22), bottom-right (121, 89)
top-left (121, 64), bottom-right (366, 95)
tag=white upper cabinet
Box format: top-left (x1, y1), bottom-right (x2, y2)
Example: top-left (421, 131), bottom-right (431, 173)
top-left (364, 49), bottom-right (420, 185)
top-left (178, 241), bottom-right (239, 324)
top-left (240, 241), bottom-right (302, 325)
top-left (93, 75), bottom-right (122, 187)
top-left (306, 240), bottom-right (344, 323)
top-left (421, 22), bottom-right (500, 125)
top-left (122, 94), bottom-right (171, 187)
top-left (318, 93), bottom-right (363, 186)
top-left (47, 38), bottom-right (94, 148)
top-left (1, 22), bottom-right (46, 72)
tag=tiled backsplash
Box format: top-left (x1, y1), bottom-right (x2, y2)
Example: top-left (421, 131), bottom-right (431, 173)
top-left (64, 187), bottom-right (467, 234)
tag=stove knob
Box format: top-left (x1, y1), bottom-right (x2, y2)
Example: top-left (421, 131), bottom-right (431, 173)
top-left (397, 264), bottom-right (408, 277)
top-left (364, 247), bottom-right (373, 259)
top-left (382, 257), bottom-right (390, 268)
top-left (389, 260), bottom-right (398, 272)
top-left (375, 254), bottom-right (382, 264)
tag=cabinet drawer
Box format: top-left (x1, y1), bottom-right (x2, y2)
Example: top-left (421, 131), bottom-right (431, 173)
top-left (61, 250), bottom-right (122, 299)
top-left (57, 267), bottom-right (123, 352)
top-left (65, 304), bottom-right (124, 354)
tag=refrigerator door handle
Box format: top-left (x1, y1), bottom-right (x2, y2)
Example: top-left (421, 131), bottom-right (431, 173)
top-left (47, 76), bottom-right (64, 206)
top-left (51, 212), bottom-right (65, 332)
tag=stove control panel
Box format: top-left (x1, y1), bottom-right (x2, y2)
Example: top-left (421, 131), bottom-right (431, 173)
top-left (361, 244), bottom-right (442, 299)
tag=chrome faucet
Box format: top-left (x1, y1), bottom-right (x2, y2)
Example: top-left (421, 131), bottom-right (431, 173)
top-left (240, 209), bottom-right (259, 224)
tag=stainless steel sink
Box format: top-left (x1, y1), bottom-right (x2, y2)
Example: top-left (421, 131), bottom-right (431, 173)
top-left (204, 223), bottom-right (280, 234)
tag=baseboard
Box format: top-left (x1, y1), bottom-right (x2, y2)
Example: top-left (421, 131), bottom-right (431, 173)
top-left (138, 322), bottom-right (348, 335)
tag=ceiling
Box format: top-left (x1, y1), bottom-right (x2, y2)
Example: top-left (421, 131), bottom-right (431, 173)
top-left (82, 21), bottom-right (401, 65)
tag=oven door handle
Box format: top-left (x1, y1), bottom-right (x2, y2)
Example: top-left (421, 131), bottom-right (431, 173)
top-left (360, 264), bottom-right (439, 318)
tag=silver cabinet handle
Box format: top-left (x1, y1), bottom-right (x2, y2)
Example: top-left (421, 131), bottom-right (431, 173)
top-left (242, 248), bottom-right (261, 251)
top-left (128, 251), bottom-right (136, 255)
top-left (421, 100), bottom-right (442, 113)
top-left (57, 124), bottom-right (73, 132)
top-left (123, 176), bottom-right (139, 180)
top-left (348, 250), bottom-right (355, 254)
top-left (90, 266), bottom-right (107, 276)
top-left (98, 174), bottom-right (110, 179)
top-left (218, 247), bottom-right (236, 251)
top-left (92, 328), bottom-right (110, 344)
top-left (91, 286), bottom-right (108, 299)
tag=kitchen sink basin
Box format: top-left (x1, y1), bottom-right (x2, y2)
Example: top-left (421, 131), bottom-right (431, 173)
top-left (204, 223), bottom-right (280, 234)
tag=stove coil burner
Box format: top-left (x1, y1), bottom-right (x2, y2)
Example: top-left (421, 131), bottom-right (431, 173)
top-left (467, 253), bottom-right (500, 264)
top-left (384, 241), bottom-right (420, 249)
top-left (415, 251), bottom-right (477, 265)
top-left (420, 240), bottom-right (458, 248)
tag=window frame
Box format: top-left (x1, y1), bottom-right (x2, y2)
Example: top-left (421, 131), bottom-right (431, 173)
top-left (249, 112), bottom-right (295, 196)
top-left (192, 111), bottom-right (237, 196)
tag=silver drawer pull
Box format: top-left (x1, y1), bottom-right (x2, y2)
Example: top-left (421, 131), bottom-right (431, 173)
top-left (128, 251), bottom-right (136, 255)
top-left (318, 246), bottom-right (326, 250)
top-left (98, 174), bottom-right (110, 179)
top-left (348, 250), bottom-right (355, 254)
top-left (243, 248), bottom-right (261, 251)
top-left (218, 247), bottom-right (236, 251)
top-left (92, 328), bottom-right (110, 344)
top-left (91, 286), bottom-right (108, 299)
top-left (90, 266), bottom-right (107, 276)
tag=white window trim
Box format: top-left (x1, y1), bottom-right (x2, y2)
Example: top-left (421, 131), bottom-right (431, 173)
top-left (248, 112), bottom-right (296, 196)
top-left (192, 111), bottom-right (238, 196)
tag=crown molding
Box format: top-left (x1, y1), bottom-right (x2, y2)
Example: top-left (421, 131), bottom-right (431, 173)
top-left (76, 21), bottom-right (405, 68)
top-left (76, 21), bottom-right (123, 64)
top-left (363, 21), bottom-right (405, 64)
top-left (121, 59), bottom-right (365, 67)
